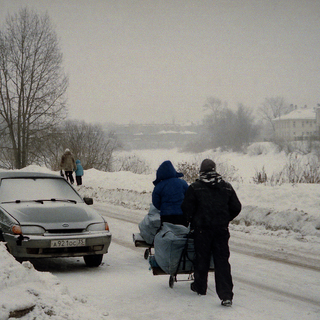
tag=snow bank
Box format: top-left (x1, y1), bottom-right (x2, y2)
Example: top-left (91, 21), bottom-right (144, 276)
top-left (234, 206), bottom-right (320, 237)
top-left (0, 243), bottom-right (107, 320)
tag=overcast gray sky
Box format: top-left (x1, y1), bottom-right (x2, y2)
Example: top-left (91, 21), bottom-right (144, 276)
top-left (1, 0), bottom-right (320, 124)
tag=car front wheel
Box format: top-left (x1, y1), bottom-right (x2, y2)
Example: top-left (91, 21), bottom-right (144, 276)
top-left (83, 254), bottom-right (103, 267)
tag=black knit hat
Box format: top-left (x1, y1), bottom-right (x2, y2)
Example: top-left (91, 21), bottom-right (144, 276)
top-left (199, 159), bottom-right (216, 173)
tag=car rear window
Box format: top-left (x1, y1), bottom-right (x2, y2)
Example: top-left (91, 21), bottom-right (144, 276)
top-left (0, 178), bottom-right (83, 203)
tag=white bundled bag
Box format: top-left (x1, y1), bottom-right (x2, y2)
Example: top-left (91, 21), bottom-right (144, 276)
top-left (138, 204), bottom-right (161, 245)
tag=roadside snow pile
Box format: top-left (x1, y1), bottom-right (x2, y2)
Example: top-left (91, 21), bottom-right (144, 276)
top-left (77, 185), bottom-right (152, 210)
top-left (76, 168), bottom-right (154, 210)
top-left (84, 169), bottom-right (154, 193)
top-left (0, 243), bottom-right (107, 320)
top-left (234, 183), bottom-right (320, 237)
top-left (233, 206), bottom-right (320, 237)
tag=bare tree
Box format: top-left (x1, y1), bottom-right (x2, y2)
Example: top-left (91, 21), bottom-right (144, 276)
top-left (33, 127), bottom-right (65, 170)
top-left (203, 97), bottom-right (228, 121)
top-left (204, 99), bottom-right (259, 151)
top-left (58, 120), bottom-right (121, 171)
top-left (0, 8), bottom-right (68, 169)
top-left (232, 103), bottom-right (259, 150)
top-left (258, 97), bottom-right (294, 133)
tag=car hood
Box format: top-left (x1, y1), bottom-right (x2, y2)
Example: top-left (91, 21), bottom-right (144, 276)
top-left (0, 202), bottom-right (104, 229)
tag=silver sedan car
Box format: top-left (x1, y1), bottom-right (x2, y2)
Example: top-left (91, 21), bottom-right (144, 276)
top-left (0, 171), bottom-right (111, 267)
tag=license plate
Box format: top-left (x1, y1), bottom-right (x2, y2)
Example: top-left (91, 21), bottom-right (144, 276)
top-left (50, 239), bottom-right (86, 248)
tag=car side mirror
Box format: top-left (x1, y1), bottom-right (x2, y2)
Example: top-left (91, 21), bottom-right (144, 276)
top-left (83, 197), bottom-right (93, 205)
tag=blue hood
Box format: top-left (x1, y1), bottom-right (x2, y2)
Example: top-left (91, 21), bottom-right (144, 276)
top-left (153, 160), bottom-right (183, 186)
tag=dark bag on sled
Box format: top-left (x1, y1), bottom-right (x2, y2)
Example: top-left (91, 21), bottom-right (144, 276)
top-left (138, 204), bottom-right (161, 245)
top-left (153, 223), bottom-right (194, 275)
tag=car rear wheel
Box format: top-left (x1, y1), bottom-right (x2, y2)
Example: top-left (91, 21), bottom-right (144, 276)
top-left (83, 254), bottom-right (103, 267)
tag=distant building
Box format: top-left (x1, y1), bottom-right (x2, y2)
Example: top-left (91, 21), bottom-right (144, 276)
top-left (273, 107), bottom-right (320, 141)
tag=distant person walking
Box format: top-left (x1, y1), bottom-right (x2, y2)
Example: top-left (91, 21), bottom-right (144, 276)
top-left (60, 149), bottom-right (77, 184)
top-left (75, 159), bottom-right (84, 186)
top-left (181, 159), bottom-right (241, 307)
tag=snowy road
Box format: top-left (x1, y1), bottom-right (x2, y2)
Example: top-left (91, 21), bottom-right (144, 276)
top-left (31, 203), bottom-right (320, 320)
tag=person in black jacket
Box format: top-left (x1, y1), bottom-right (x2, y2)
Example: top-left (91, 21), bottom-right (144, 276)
top-left (181, 159), bottom-right (241, 307)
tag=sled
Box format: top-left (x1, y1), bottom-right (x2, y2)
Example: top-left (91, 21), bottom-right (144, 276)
top-left (134, 225), bottom-right (214, 288)
top-left (148, 230), bottom-right (197, 288)
top-left (133, 232), bottom-right (154, 260)
top-left (149, 225), bottom-right (214, 288)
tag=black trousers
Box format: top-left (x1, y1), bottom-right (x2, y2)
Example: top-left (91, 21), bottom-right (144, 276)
top-left (76, 176), bottom-right (82, 186)
top-left (193, 227), bottom-right (233, 300)
top-left (65, 171), bottom-right (74, 184)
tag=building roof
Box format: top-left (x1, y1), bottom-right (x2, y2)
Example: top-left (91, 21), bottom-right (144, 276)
top-left (273, 108), bottom-right (316, 121)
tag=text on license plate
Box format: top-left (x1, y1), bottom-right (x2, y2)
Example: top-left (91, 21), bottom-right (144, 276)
top-left (51, 239), bottom-right (86, 248)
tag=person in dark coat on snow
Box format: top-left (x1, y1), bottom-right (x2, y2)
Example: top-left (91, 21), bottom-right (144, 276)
top-left (181, 159), bottom-right (241, 307)
top-left (152, 160), bottom-right (189, 227)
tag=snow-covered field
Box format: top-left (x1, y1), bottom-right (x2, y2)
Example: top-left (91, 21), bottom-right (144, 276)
top-left (1, 143), bottom-right (320, 319)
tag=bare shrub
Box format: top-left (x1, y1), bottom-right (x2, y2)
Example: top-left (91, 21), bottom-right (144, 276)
top-left (217, 161), bottom-right (240, 183)
top-left (177, 158), bottom-right (240, 184)
top-left (246, 142), bottom-right (278, 156)
top-left (253, 153), bottom-right (320, 185)
top-left (253, 166), bottom-right (268, 184)
top-left (285, 153), bottom-right (320, 183)
top-left (176, 161), bottom-right (199, 184)
top-left (272, 139), bottom-right (320, 156)
top-left (112, 155), bottom-right (151, 174)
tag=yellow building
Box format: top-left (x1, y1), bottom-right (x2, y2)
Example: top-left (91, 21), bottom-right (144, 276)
top-left (273, 108), bottom-right (319, 141)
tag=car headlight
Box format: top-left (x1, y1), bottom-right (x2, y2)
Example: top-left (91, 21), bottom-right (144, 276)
top-left (87, 222), bottom-right (109, 232)
top-left (20, 225), bottom-right (46, 235)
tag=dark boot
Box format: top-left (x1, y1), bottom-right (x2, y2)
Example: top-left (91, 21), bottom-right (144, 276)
top-left (190, 282), bottom-right (206, 295)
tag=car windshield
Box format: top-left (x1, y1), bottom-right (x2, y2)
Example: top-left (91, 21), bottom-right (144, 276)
top-left (0, 177), bottom-right (83, 203)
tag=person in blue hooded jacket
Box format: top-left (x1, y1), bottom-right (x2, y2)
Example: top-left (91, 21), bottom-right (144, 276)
top-left (75, 159), bottom-right (84, 186)
top-left (152, 160), bottom-right (189, 227)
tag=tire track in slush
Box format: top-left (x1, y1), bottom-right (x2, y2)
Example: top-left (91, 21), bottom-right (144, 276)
top-left (232, 276), bottom-right (320, 306)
